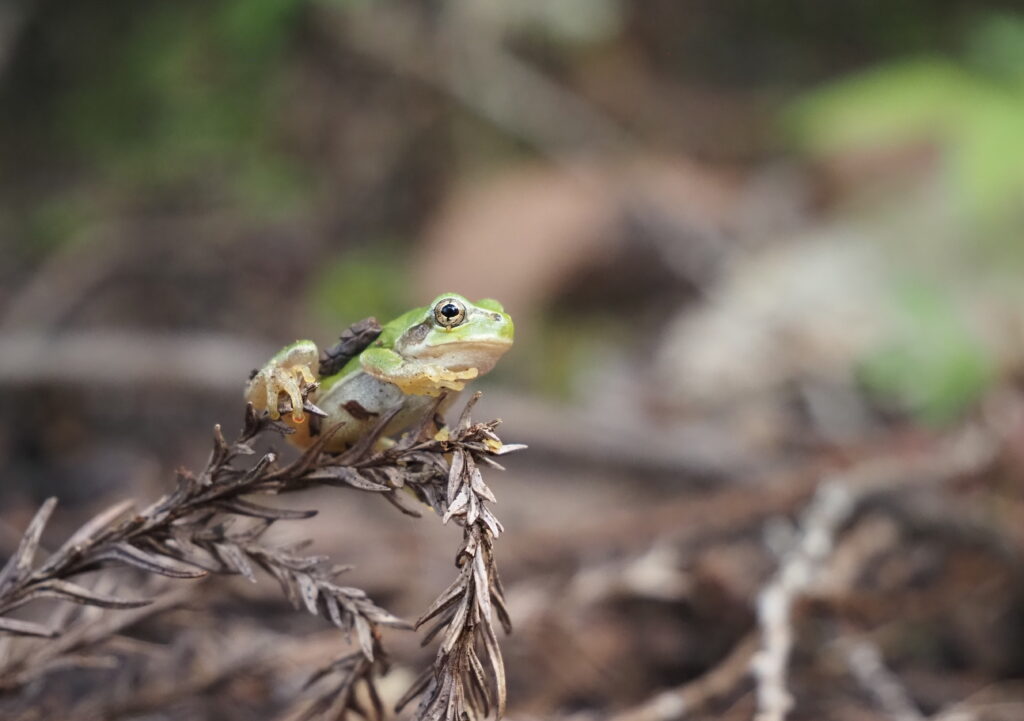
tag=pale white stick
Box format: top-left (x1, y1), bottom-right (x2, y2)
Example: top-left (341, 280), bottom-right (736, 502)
top-left (751, 429), bottom-right (996, 721)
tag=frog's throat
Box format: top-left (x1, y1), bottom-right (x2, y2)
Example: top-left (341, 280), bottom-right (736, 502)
top-left (413, 339), bottom-right (512, 374)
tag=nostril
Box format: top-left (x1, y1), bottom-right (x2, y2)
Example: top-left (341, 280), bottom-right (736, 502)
top-left (493, 314), bottom-right (503, 322)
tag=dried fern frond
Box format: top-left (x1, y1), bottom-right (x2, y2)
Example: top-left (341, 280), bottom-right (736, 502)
top-left (295, 650), bottom-right (388, 721)
top-left (392, 394), bottom-right (521, 721)
top-left (0, 390), bottom-right (523, 721)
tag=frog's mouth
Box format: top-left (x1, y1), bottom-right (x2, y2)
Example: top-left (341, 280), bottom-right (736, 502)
top-left (419, 339), bottom-right (513, 375)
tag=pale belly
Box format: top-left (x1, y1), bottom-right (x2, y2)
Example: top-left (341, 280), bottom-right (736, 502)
top-left (286, 370), bottom-right (457, 451)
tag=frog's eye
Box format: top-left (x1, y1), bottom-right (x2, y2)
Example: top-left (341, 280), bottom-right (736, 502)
top-left (433, 298), bottom-right (467, 328)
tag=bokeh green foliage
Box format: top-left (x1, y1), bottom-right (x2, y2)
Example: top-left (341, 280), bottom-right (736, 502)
top-left (858, 278), bottom-right (993, 424)
top-left (308, 247), bottom-right (413, 329)
top-left (787, 12), bottom-right (1024, 423)
top-left (54, 0), bottom-right (312, 207)
top-left (0, 0), bottom-right (329, 263)
top-left (788, 13), bottom-right (1024, 223)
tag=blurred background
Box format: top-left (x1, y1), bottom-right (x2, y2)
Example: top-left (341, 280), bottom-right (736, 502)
top-left (2, 1), bottom-right (1024, 719)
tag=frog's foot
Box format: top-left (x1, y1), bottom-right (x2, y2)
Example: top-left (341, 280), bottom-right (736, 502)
top-left (247, 363), bottom-right (317, 421)
top-left (393, 366), bottom-right (479, 396)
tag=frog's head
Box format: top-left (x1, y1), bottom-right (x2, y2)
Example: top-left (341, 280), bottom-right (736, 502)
top-left (396, 293), bottom-right (514, 375)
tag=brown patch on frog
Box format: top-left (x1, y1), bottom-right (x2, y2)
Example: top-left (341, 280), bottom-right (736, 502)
top-left (343, 400), bottom-right (379, 421)
top-left (402, 321), bottom-right (431, 345)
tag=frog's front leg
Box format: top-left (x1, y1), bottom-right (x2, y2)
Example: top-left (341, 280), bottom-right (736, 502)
top-left (360, 347), bottom-right (478, 396)
top-left (246, 340), bottom-right (319, 421)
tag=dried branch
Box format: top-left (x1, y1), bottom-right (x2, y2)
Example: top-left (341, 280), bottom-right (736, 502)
top-left (750, 427), bottom-right (998, 721)
top-left (318, 319), bottom-right (383, 377)
top-left (0, 585), bottom-right (194, 694)
top-left (295, 392), bottom-right (523, 720)
top-left (294, 651), bottom-right (386, 721)
top-left (609, 633), bottom-right (759, 721)
top-left (836, 638), bottom-right (925, 721)
top-left (0, 406), bottom-right (347, 620)
top-left (0, 329), bottom-right (270, 390)
top-left (382, 393), bottom-right (521, 721)
top-left (177, 520), bottom-right (411, 658)
top-left (0, 391), bottom-right (524, 721)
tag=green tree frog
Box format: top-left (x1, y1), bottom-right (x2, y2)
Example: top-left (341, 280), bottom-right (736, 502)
top-left (245, 293), bottom-right (514, 450)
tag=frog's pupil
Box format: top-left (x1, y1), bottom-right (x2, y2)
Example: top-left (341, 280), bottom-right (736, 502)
top-left (440, 303), bottom-right (460, 318)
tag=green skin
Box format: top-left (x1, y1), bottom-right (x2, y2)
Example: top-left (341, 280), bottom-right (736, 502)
top-left (245, 293), bottom-right (514, 450)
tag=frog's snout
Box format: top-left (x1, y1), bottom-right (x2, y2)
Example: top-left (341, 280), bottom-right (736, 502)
top-left (494, 314), bottom-right (514, 342)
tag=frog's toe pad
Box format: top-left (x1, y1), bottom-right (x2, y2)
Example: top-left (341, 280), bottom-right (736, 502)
top-left (246, 363), bottom-right (317, 421)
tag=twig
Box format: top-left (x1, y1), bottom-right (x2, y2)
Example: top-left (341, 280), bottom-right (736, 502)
top-left (0, 393), bottom-right (523, 721)
top-left (0, 330), bottom-right (271, 390)
top-left (609, 634), bottom-right (758, 721)
top-left (837, 637), bottom-right (925, 721)
top-left (0, 404), bottom-right (407, 715)
top-left (0, 584), bottom-right (194, 693)
top-left (330, 3), bottom-right (628, 165)
top-left (74, 627), bottom-right (372, 721)
top-left (394, 393), bottom-right (521, 721)
top-left (292, 650), bottom-right (385, 721)
top-left (0, 0), bottom-right (36, 112)
top-left (750, 426), bottom-right (998, 721)
top-left (931, 681), bottom-right (1024, 721)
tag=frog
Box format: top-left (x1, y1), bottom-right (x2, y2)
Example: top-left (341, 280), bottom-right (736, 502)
top-left (245, 293), bottom-right (514, 451)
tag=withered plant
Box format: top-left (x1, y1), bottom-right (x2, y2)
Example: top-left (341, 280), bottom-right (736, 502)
top-left (0, 375), bottom-right (521, 721)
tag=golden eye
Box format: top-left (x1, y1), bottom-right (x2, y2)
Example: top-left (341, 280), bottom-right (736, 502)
top-left (433, 298), bottom-right (466, 328)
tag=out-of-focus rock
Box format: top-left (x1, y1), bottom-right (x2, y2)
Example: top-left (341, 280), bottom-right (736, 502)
top-left (653, 231), bottom-right (891, 408)
top-left (415, 163), bottom-right (616, 314)
top-left (415, 159), bottom-right (741, 316)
